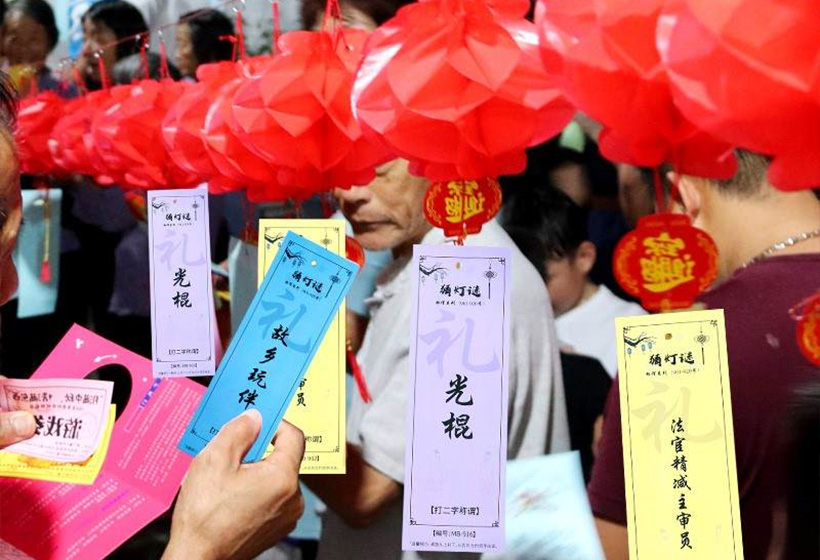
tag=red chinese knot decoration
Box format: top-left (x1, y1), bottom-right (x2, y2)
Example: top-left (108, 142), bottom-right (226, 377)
top-left (423, 178), bottom-right (502, 240)
top-left (796, 293), bottom-right (820, 366)
top-left (613, 214), bottom-right (718, 311)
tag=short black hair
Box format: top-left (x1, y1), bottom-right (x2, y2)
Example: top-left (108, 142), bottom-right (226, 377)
top-left (111, 52), bottom-right (181, 84)
top-left (7, 0), bottom-right (59, 50)
top-left (180, 9), bottom-right (234, 66)
top-left (82, 0), bottom-right (149, 61)
top-left (301, 0), bottom-right (415, 30)
top-left (501, 186), bottom-right (590, 262)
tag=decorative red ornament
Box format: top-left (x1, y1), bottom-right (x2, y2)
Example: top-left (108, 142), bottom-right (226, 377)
top-left (796, 293), bottom-right (820, 366)
top-left (345, 235), bottom-right (366, 269)
top-left (423, 178), bottom-right (502, 239)
top-left (92, 79), bottom-right (203, 190)
top-left (162, 62), bottom-right (242, 193)
top-left (16, 91), bottom-right (64, 175)
top-left (535, 0), bottom-right (736, 179)
top-left (49, 96), bottom-right (90, 175)
top-left (231, 29), bottom-right (392, 191)
top-left (201, 58), bottom-right (302, 201)
top-left (84, 87), bottom-right (133, 185)
top-left (613, 213), bottom-right (718, 311)
top-left (353, 0), bottom-right (574, 181)
top-left (658, 0), bottom-right (820, 190)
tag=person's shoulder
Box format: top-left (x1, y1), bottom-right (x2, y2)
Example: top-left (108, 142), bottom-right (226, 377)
top-left (597, 285), bottom-right (647, 317)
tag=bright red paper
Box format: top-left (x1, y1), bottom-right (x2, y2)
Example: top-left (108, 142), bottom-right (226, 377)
top-left (659, 0), bottom-right (820, 190)
top-left (16, 92), bottom-right (64, 176)
top-left (232, 29), bottom-right (392, 191)
top-left (536, 0), bottom-right (736, 178)
top-left (353, 0), bottom-right (574, 181)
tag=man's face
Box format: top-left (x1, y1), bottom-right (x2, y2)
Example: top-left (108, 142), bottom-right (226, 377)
top-left (3, 11), bottom-right (51, 68)
top-left (78, 18), bottom-right (118, 85)
top-left (545, 255), bottom-right (587, 317)
top-left (0, 129), bottom-right (21, 306)
top-left (175, 24), bottom-right (197, 78)
top-left (333, 159), bottom-right (431, 253)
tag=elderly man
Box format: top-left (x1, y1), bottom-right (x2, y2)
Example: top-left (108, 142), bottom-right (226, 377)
top-left (304, 159), bottom-right (570, 560)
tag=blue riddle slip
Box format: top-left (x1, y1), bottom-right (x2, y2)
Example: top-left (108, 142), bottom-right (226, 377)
top-left (179, 231), bottom-right (359, 462)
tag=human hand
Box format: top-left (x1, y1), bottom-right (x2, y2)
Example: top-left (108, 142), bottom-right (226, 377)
top-left (0, 376), bottom-right (36, 449)
top-left (163, 411), bottom-right (305, 560)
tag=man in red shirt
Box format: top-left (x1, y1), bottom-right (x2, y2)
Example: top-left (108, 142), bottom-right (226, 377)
top-left (589, 151), bottom-right (820, 559)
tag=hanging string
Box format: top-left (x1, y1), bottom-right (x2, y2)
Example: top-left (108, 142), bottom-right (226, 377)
top-left (71, 66), bottom-right (89, 96)
top-left (234, 7), bottom-right (248, 61)
top-left (219, 34), bottom-right (239, 62)
top-left (158, 31), bottom-right (171, 80)
top-left (96, 52), bottom-right (110, 90)
top-left (653, 166), bottom-right (667, 214)
top-left (271, 0), bottom-right (281, 53)
top-left (139, 35), bottom-right (150, 81)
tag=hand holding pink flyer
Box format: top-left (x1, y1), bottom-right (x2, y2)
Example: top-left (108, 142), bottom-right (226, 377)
top-left (0, 378), bottom-right (113, 463)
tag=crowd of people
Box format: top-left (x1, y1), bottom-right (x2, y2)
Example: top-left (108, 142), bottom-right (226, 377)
top-left (0, 0), bottom-right (817, 559)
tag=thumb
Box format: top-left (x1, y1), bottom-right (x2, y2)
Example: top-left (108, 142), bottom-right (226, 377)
top-left (0, 411), bottom-right (36, 448)
top-left (205, 409), bottom-right (263, 467)
top-left (262, 420), bottom-right (305, 474)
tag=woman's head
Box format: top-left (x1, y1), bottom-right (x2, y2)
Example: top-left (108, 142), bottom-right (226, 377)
top-left (176, 10), bottom-right (234, 78)
top-left (0, 72), bottom-right (21, 305)
top-left (300, 0), bottom-right (414, 31)
top-left (79, 1), bottom-right (148, 88)
top-left (3, 0), bottom-right (59, 67)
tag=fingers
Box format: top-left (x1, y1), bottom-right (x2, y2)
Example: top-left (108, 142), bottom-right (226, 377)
top-left (206, 409), bottom-right (263, 467)
top-left (0, 410), bottom-right (36, 447)
top-left (264, 420), bottom-right (305, 473)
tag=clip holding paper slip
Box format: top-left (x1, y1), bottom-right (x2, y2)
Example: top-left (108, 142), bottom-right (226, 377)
top-left (616, 309), bottom-right (744, 560)
top-left (179, 231), bottom-right (359, 463)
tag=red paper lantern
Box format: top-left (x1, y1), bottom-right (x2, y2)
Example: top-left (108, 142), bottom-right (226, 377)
top-left (659, 0), bottom-right (820, 190)
top-left (423, 178), bottom-right (502, 238)
top-left (92, 79), bottom-right (203, 190)
top-left (49, 96), bottom-right (89, 175)
top-left (16, 91), bottom-right (64, 175)
top-left (232, 29), bottom-right (392, 192)
top-left (162, 62), bottom-right (242, 193)
top-left (84, 87), bottom-right (133, 185)
top-left (613, 213), bottom-right (718, 311)
top-left (535, 0), bottom-right (736, 178)
top-left (353, 0), bottom-right (574, 182)
top-left (201, 58), bottom-right (303, 201)
top-left (796, 293), bottom-right (820, 366)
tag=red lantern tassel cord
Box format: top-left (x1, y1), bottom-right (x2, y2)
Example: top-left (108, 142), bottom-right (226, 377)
top-left (347, 342), bottom-right (372, 404)
top-left (39, 186), bottom-right (51, 284)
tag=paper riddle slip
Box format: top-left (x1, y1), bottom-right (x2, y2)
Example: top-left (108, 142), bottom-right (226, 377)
top-left (403, 245), bottom-right (511, 554)
top-left (258, 219), bottom-right (347, 474)
top-left (0, 404), bottom-right (116, 485)
top-left (617, 310), bottom-right (744, 559)
top-left (0, 378), bottom-right (113, 464)
top-left (179, 231), bottom-right (359, 463)
top-left (148, 187), bottom-right (216, 378)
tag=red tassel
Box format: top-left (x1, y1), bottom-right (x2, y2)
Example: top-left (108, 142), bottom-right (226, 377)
top-left (347, 344), bottom-right (371, 403)
top-left (40, 260), bottom-right (51, 284)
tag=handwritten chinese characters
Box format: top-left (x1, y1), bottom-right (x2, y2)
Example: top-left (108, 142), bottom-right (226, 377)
top-left (640, 232), bottom-right (696, 293)
top-left (671, 417), bottom-right (693, 550)
top-left (237, 326), bottom-right (290, 410)
top-left (148, 189), bottom-right (215, 378)
top-left (442, 374), bottom-right (474, 439)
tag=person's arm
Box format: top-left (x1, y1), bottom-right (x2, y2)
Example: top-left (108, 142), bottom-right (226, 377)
top-left (595, 517), bottom-right (629, 560)
top-left (162, 411), bottom-right (305, 560)
top-left (303, 443), bottom-right (401, 529)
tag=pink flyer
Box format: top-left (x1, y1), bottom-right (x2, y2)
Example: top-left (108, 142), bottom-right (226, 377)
top-left (0, 378), bottom-right (113, 463)
top-left (0, 325), bottom-right (206, 560)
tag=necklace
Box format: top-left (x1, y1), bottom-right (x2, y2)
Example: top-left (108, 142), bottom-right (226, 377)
top-left (741, 228), bottom-right (820, 269)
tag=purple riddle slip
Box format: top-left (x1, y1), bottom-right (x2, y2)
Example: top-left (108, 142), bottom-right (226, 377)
top-left (403, 245), bottom-right (511, 553)
top-left (147, 187), bottom-right (216, 378)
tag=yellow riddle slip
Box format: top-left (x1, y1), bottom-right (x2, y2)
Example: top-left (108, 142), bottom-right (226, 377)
top-left (0, 405), bottom-right (116, 485)
top-left (616, 310), bottom-right (744, 559)
top-left (258, 219), bottom-right (346, 474)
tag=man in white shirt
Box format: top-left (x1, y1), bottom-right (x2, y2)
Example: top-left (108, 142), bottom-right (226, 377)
top-left (304, 159), bottom-right (570, 560)
top-left (503, 188), bottom-right (645, 377)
